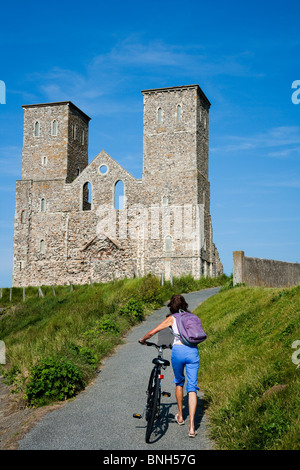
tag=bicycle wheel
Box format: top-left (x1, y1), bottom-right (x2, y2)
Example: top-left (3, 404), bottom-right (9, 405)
top-left (145, 369), bottom-right (160, 443)
top-left (145, 368), bottom-right (155, 422)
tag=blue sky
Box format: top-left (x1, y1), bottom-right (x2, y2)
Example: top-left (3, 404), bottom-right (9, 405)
top-left (0, 0), bottom-right (299, 286)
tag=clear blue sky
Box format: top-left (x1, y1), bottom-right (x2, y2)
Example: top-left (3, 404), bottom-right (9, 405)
top-left (0, 0), bottom-right (299, 286)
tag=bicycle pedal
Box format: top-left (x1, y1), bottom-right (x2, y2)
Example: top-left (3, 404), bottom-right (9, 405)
top-left (133, 413), bottom-right (142, 419)
top-left (162, 391), bottom-right (171, 397)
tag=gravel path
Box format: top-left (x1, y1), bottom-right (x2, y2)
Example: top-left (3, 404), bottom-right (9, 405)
top-left (18, 287), bottom-right (220, 450)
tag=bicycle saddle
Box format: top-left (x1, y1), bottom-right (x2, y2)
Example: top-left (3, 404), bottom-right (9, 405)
top-left (152, 358), bottom-right (170, 366)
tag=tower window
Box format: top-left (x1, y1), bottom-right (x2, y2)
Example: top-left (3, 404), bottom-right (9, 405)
top-left (82, 130), bottom-right (85, 145)
top-left (34, 121), bottom-right (40, 137)
top-left (40, 239), bottom-right (45, 254)
top-left (42, 156), bottom-right (47, 166)
top-left (52, 120), bottom-right (57, 136)
top-left (41, 198), bottom-right (46, 212)
top-left (82, 182), bottom-right (92, 211)
top-left (21, 210), bottom-right (26, 223)
top-left (165, 235), bottom-right (172, 252)
top-left (162, 195), bottom-right (168, 206)
top-left (177, 105), bottom-right (181, 123)
top-left (157, 107), bottom-right (162, 125)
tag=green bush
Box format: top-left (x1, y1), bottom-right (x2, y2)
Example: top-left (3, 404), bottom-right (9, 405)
top-left (119, 298), bottom-right (144, 325)
top-left (135, 274), bottom-right (164, 306)
top-left (25, 356), bottom-right (84, 407)
top-left (69, 344), bottom-right (98, 368)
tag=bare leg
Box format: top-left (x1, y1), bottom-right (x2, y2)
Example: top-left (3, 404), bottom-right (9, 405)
top-left (188, 391), bottom-right (197, 434)
top-left (175, 385), bottom-right (184, 423)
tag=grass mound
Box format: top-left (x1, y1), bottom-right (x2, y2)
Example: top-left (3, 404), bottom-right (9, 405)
top-left (195, 284), bottom-right (300, 450)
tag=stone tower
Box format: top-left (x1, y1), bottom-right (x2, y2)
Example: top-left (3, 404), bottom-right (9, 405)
top-left (12, 86), bottom-right (222, 287)
top-left (21, 101), bottom-right (90, 182)
top-left (141, 85), bottom-right (217, 279)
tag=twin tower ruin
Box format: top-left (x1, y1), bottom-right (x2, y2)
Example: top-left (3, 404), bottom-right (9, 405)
top-left (13, 85), bottom-right (223, 287)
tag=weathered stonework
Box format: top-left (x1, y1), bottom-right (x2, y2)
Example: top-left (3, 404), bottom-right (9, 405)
top-left (233, 251), bottom-right (300, 287)
top-left (13, 85), bottom-right (223, 287)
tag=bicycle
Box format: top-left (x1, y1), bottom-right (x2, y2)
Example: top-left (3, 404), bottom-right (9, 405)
top-left (133, 340), bottom-right (172, 443)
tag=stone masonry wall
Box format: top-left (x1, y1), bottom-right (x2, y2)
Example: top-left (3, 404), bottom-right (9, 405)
top-left (13, 86), bottom-right (223, 287)
top-left (233, 251), bottom-right (300, 287)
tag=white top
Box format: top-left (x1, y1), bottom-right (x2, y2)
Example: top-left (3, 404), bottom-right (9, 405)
top-left (171, 316), bottom-right (183, 345)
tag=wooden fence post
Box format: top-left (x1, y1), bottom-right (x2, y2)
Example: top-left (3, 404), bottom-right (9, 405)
top-left (52, 286), bottom-right (56, 297)
top-left (38, 286), bottom-right (44, 298)
top-left (9, 288), bottom-right (12, 302)
top-left (23, 287), bottom-right (25, 302)
top-left (89, 277), bottom-right (93, 288)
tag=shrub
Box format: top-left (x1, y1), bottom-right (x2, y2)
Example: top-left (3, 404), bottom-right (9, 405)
top-left (119, 298), bottom-right (144, 325)
top-left (69, 344), bottom-right (98, 368)
top-left (136, 274), bottom-right (163, 306)
top-left (25, 356), bottom-right (84, 407)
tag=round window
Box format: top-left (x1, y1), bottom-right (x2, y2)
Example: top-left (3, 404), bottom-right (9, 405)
top-left (99, 165), bottom-right (108, 175)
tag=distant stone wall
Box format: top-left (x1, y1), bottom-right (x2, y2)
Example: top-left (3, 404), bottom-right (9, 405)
top-left (233, 251), bottom-right (300, 288)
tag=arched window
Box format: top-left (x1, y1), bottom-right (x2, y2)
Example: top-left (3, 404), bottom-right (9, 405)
top-left (114, 180), bottom-right (124, 210)
top-left (165, 235), bottom-right (172, 252)
top-left (34, 121), bottom-right (39, 137)
top-left (41, 198), bottom-right (46, 212)
top-left (177, 105), bottom-right (181, 123)
top-left (52, 120), bottom-right (57, 136)
top-left (82, 182), bottom-right (92, 211)
top-left (157, 107), bottom-right (162, 125)
top-left (162, 195), bottom-right (168, 206)
top-left (81, 130), bottom-right (85, 145)
top-left (40, 239), bottom-right (45, 254)
top-left (21, 210), bottom-right (26, 223)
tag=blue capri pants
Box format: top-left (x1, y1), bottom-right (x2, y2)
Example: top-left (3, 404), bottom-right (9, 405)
top-left (171, 344), bottom-right (200, 393)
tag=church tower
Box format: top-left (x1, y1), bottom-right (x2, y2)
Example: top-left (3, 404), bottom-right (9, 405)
top-left (21, 101), bottom-right (90, 183)
top-left (141, 85), bottom-right (210, 209)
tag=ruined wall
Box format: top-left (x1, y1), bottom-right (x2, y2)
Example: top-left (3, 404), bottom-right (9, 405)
top-left (13, 86), bottom-right (223, 287)
top-left (233, 251), bottom-right (300, 288)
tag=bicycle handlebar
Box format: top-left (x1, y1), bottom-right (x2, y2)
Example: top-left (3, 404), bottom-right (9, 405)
top-left (139, 340), bottom-right (172, 349)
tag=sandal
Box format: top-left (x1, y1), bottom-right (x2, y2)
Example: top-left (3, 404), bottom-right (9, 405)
top-left (188, 430), bottom-right (198, 438)
top-left (175, 414), bottom-right (185, 425)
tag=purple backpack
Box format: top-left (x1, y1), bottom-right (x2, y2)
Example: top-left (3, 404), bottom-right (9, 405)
top-left (172, 310), bottom-right (207, 346)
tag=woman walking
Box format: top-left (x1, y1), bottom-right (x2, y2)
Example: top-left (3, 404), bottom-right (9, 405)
top-left (139, 294), bottom-right (200, 437)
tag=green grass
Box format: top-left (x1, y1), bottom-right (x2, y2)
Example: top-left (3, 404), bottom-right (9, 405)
top-left (195, 284), bottom-right (300, 450)
top-left (0, 273), bottom-right (228, 406)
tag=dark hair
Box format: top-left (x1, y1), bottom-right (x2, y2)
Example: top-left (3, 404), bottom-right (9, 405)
top-left (167, 295), bottom-right (190, 316)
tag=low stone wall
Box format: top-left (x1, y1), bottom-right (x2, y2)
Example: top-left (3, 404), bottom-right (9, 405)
top-left (233, 251), bottom-right (300, 288)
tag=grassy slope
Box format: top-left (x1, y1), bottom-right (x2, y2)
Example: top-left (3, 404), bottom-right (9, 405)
top-left (195, 284), bottom-right (300, 450)
top-left (0, 274), bottom-right (227, 405)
